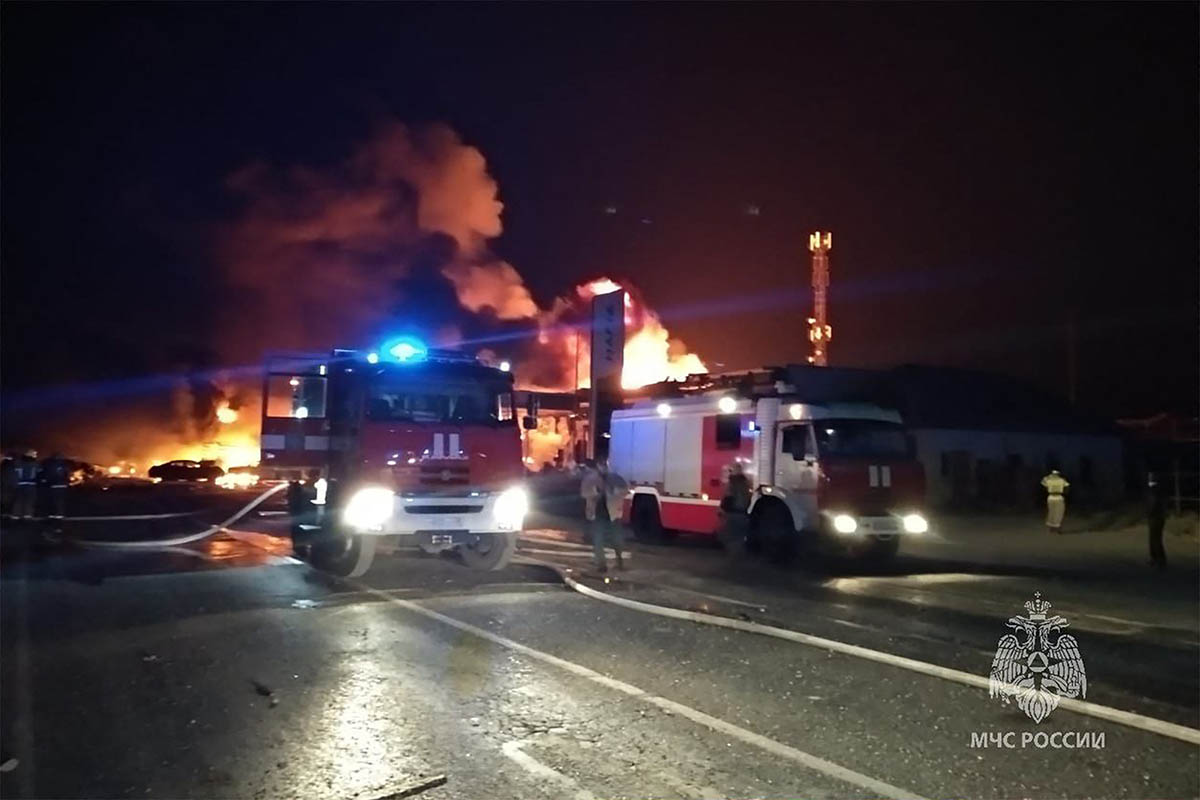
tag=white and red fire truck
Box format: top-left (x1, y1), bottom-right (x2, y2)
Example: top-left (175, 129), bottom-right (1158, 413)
top-left (260, 338), bottom-right (531, 576)
top-left (609, 367), bottom-right (928, 561)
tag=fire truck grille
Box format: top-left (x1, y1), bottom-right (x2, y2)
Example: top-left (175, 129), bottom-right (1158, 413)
top-left (403, 505), bottom-right (484, 515)
top-left (418, 465), bottom-right (470, 485)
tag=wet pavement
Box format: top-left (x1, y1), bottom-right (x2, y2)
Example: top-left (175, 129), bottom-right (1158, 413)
top-left (1, 501), bottom-right (1197, 799)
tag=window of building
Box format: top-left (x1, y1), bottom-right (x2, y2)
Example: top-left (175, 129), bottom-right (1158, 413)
top-left (715, 414), bottom-right (742, 450)
top-left (941, 452), bottom-right (951, 477)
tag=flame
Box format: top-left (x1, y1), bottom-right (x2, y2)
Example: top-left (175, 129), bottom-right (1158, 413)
top-left (570, 278), bottom-right (706, 390)
top-left (216, 403), bottom-right (238, 424)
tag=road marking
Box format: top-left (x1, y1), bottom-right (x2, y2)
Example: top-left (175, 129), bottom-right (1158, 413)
top-left (550, 568), bottom-right (1200, 747)
top-left (500, 740), bottom-right (596, 800)
top-left (348, 580), bottom-right (931, 800)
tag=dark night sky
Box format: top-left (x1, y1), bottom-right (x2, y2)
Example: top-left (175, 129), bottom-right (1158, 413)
top-left (3, 2), bottom-right (1197, 423)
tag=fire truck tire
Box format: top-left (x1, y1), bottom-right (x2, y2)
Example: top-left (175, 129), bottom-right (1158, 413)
top-left (311, 532), bottom-right (377, 578)
top-left (630, 495), bottom-right (664, 542)
top-left (459, 531), bottom-right (517, 571)
top-left (756, 500), bottom-right (799, 563)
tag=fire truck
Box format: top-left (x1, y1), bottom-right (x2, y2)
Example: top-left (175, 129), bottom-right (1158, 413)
top-left (609, 366), bottom-right (928, 562)
top-left (259, 337), bottom-right (531, 576)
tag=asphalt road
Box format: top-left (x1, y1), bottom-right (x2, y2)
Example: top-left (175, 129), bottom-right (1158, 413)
top-left (1, 500), bottom-right (1197, 800)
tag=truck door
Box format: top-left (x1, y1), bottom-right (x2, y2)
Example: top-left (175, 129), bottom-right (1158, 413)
top-left (776, 424), bottom-right (819, 527)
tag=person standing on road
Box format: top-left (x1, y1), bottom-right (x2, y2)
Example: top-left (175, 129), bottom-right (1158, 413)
top-left (581, 459), bottom-right (626, 573)
top-left (718, 462), bottom-right (752, 555)
top-left (1040, 469), bottom-right (1069, 534)
top-left (42, 452), bottom-right (71, 522)
top-left (580, 458), bottom-right (602, 531)
top-left (13, 450), bottom-right (40, 521)
top-left (597, 459), bottom-right (628, 573)
top-left (1146, 472), bottom-right (1167, 570)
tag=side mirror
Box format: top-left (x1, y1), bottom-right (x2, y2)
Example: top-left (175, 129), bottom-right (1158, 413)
top-left (522, 415), bottom-right (537, 431)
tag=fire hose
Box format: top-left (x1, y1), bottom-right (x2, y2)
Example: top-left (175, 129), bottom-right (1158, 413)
top-left (74, 483), bottom-right (290, 549)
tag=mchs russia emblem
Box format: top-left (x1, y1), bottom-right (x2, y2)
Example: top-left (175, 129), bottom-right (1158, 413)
top-left (988, 593), bottom-right (1087, 723)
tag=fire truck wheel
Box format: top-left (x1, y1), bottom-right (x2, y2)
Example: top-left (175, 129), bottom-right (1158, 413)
top-left (756, 501), bottom-right (798, 563)
top-left (311, 532), bottom-right (377, 578)
top-left (630, 495), bottom-right (664, 542)
top-left (459, 531), bottom-right (517, 571)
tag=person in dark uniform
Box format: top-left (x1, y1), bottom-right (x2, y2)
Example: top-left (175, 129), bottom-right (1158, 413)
top-left (13, 450), bottom-right (39, 520)
top-left (41, 452), bottom-right (71, 522)
top-left (718, 462), bottom-right (752, 555)
top-left (1146, 472), bottom-right (1167, 570)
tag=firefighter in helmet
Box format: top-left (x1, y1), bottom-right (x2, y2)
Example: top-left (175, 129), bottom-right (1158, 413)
top-left (42, 452), bottom-right (71, 522)
top-left (1040, 469), bottom-right (1070, 534)
top-left (1146, 471), bottom-right (1167, 570)
top-left (13, 450), bottom-right (40, 520)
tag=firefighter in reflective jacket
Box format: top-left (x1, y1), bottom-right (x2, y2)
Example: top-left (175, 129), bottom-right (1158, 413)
top-left (13, 450), bottom-right (39, 520)
top-left (42, 452), bottom-right (70, 521)
top-left (1040, 469), bottom-right (1070, 533)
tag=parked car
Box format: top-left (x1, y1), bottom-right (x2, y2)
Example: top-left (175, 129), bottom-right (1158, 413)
top-left (148, 459), bottom-right (225, 482)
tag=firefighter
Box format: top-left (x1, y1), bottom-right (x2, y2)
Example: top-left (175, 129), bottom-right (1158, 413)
top-left (41, 452), bottom-right (71, 522)
top-left (582, 459), bottom-right (627, 573)
top-left (1146, 472), bottom-right (1167, 570)
top-left (1040, 469), bottom-right (1069, 534)
top-left (13, 450), bottom-right (39, 520)
top-left (288, 470), bottom-right (321, 556)
top-left (718, 461), bottom-right (752, 555)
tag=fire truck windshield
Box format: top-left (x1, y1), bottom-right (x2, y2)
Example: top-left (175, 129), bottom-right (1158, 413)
top-left (814, 419), bottom-right (912, 459)
top-left (365, 374), bottom-right (511, 425)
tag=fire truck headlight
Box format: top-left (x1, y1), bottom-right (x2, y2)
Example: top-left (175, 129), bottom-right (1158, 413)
top-left (343, 487), bottom-right (394, 531)
top-left (902, 513), bottom-right (929, 533)
top-left (832, 514), bottom-right (858, 534)
top-left (494, 487), bottom-right (529, 530)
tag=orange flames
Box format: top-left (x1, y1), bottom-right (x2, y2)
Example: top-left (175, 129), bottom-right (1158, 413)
top-left (516, 278), bottom-right (706, 392)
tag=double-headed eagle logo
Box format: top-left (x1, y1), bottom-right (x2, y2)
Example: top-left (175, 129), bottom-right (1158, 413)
top-left (988, 592), bottom-right (1087, 723)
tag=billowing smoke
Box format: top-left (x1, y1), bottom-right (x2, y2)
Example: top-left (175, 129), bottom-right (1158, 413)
top-left (25, 121), bottom-right (703, 469)
top-left (219, 122), bottom-right (531, 359)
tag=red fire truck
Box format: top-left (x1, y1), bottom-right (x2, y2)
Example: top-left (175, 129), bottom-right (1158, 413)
top-left (609, 367), bottom-right (928, 561)
top-left (260, 338), bottom-right (531, 576)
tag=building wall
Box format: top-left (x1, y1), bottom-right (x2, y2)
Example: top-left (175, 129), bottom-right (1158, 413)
top-left (913, 428), bottom-right (1123, 509)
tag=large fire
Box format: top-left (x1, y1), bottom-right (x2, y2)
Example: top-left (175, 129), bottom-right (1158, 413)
top-left (516, 277), bottom-right (706, 393)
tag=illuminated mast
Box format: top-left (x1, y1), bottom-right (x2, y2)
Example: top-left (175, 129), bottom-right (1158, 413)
top-left (807, 231), bottom-right (832, 366)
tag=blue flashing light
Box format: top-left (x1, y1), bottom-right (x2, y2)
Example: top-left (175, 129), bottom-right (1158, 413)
top-left (367, 352), bottom-right (380, 364)
top-left (384, 336), bottom-right (428, 363)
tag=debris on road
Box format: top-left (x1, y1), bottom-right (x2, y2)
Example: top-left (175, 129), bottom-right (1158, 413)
top-left (366, 773), bottom-right (448, 800)
top-left (0, 757), bottom-right (18, 773)
top-left (291, 599), bottom-right (318, 609)
top-left (251, 680), bottom-right (273, 697)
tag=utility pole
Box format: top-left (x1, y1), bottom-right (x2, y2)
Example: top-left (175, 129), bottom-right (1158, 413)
top-left (807, 231), bottom-right (832, 366)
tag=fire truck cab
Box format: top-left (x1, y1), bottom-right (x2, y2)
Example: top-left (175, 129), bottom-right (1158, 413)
top-left (609, 368), bottom-right (928, 562)
top-left (260, 338), bottom-right (529, 576)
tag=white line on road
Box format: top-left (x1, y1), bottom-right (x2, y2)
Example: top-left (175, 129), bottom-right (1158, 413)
top-left (349, 580), bottom-right (932, 800)
top-left (553, 569), bottom-right (1200, 747)
top-left (500, 740), bottom-right (596, 800)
